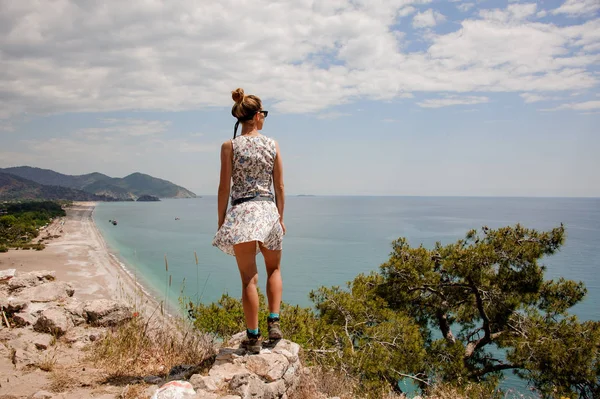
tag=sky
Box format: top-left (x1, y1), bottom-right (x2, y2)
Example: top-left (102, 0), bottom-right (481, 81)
top-left (0, 0), bottom-right (599, 197)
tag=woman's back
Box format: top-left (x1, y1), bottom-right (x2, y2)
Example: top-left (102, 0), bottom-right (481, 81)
top-left (231, 135), bottom-right (277, 201)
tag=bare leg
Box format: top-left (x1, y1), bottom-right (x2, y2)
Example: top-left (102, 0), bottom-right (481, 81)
top-left (233, 241), bottom-right (259, 330)
top-left (259, 243), bottom-right (282, 314)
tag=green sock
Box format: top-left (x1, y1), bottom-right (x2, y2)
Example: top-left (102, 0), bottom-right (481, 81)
top-left (247, 328), bottom-right (259, 335)
top-left (269, 313), bottom-right (280, 319)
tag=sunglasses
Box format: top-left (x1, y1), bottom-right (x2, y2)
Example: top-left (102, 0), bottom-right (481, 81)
top-left (259, 110), bottom-right (268, 118)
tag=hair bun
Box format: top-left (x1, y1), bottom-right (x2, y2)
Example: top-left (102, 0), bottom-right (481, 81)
top-left (231, 88), bottom-right (245, 104)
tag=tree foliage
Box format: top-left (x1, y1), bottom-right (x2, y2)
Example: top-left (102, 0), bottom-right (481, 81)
top-left (190, 225), bottom-right (599, 398)
top-left (0, 201), bottom-right (65, 246)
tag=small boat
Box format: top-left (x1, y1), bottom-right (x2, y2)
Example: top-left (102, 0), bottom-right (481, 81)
top-left (175, 217), bottom-right (180, 220)
top-left (112, 220), bottom-right (118, 226)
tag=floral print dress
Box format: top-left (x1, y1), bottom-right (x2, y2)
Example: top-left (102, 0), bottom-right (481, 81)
top-left (212, 135), bottom-right (284, 256)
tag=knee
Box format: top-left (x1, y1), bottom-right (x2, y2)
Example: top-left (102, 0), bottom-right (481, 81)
top-left (241, 273), bottom-right (258, 288)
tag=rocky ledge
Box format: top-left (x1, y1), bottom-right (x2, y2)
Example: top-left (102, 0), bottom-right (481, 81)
top-left (0, 269), bottom-right (333, 399)
top-left (0, 268), bottom-right (133, 367)
top-left (149, 332), bottom-right (303, 399)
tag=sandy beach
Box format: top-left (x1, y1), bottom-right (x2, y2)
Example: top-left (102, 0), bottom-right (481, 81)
top-left (0, 202), bottom-right (150, 305)
top-left (0, 202), bottom-right (171, 398)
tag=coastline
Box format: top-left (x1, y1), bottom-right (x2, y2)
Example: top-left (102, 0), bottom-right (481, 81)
top-left (0, 202), bottom-right (165, 316)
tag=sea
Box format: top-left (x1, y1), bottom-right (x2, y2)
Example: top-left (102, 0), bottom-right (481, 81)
top-left (93, 196), bottom-right (600, 394)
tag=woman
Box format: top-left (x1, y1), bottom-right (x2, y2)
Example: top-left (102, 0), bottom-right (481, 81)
top-left (212, 88), bottom-right (286, 354)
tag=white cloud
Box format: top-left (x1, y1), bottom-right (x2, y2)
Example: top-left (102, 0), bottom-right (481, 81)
top-left (417, 95), bottom-right (489, 108)
top-left (0, 0), bottom-right (598, 119)
top-left (479, 3), bottom-right (538, 23)
top-left (458, 3), bottom-right (475, 13)
top-left (520, 93), bottom-right (561, 103)
top-left (552, 0), bottom-right (600, 16)
top-left (316, 112), bottom-right (351, 120)
top-left (545, 100), bottom-right (600, 111)
top-left (413, 8), bottom-right (446, 28)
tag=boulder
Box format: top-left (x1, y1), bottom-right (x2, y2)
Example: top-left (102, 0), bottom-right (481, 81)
top-left (0, 268), bottom-right (16, 282)
top-left (64, 298), bottom-right (86, 325)
top-left (189, 375), bottom-right (218, 392)
top-left (246, 353), bottom-right (289, 382)
top-left (8, 273), bottom-right (39, 291)
top-left (7, 271), bottom-right (54, 291)
top-left (151, 380), bottom-right (196, 399)
top-left (229, 373), bottom-right (266, 399)
top-left (33, 334), bottom-right (54, 350)
top-left (191, 390), bottom-right (219, 399)
top-left (201, 335), bottom-right (302, 399)
top-left (33, 307), bottom-right (74, 336)
top-left (0, 297), bottom-right (28, 314)
top-left (32, 390), bottom-right (54, 399)
top-left (83, 299), bottom-right (132, 327)
top-left (20, 281), bottom-right (74, 303)
top-left (12, 311), bottom-right (37, 327)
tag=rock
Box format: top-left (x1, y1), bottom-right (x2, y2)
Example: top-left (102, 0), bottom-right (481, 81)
top-left (33, 307), bottom-right (74, 336)
top-left (145, 385), bottom-right (160, 398)
top-left (229, 373), bottom-right (266, 399)
top-left (189, 375), bottom-right (218, 392)
top-left (32, 390), bottom-right (54, 399)
top-left (63, 326), bottom-right (105, 346)
top-left (0, 268), bottom-right (16, 282)
top-left (169, 364), bottom-right (203, 380)
top-left (151, 380), bottom-right (196, 399)
top-left (33, 334), bottom-right (53, 350)
top-left (246, 353), bottom-right (289, 382)
top-left (144, 376), bottom-right (164, 385)
top-left (208, 363), bottom-right (249, 386)
top-left (11, 347), bottom-right (39, 367)
top-left (12, 311), bottom-right (37, 327)
top-left (31, 270), bottom-right (56, 281)
top-left (191, 390), bottom-right (219, 399)
top-left (8, 273), bottom-right (39, 290)
top-left (64, 299), bottom-right (86, 325)
top-left (83, 299), bottom-right (132, 327)
top-left (264, 380), bottom-right (286, 399)
top-left (6, 271), bottom-right (53, 291)
top-left (0, 297), bottom-right (28, 314)
top-left (20, 281), bottom-right (74, 303)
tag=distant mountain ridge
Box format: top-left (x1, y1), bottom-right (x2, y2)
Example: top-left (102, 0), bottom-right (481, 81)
top-left (0, 172), bottom-right (115, 201)
top-left (0, 166), bottom-right (196, 200)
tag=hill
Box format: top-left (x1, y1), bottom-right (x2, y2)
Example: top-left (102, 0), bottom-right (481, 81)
top-left (0, 166), bottom-right (196, 200)
top-left (0, 172), bottom-right (113, 201)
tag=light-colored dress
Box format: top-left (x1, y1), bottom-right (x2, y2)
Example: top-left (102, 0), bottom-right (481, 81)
top-left (212, 135), bottom-right (284, 256)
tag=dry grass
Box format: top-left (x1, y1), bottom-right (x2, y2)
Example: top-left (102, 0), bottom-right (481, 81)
top-left (89, 305), bottom-right (216, 379)
top-left (119, 384), bottom-right (147, 399)
top-left (289, 367), bottom-right (356, 399)
top-left (37, 352), bottom-right (58, 372)
top-left (49, 368), bottom-right (78, 393)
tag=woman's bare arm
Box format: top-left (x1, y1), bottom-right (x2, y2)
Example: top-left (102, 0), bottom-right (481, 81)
top-left (273, 141), bottom-right (285, 233)
top-left (217, 141), bottom-right (233, 228)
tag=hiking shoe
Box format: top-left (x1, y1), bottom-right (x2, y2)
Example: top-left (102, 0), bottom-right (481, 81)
top-left (267, 317), bottom-right (283, 341)
top-left (241, 331), bottom-right (262, 354)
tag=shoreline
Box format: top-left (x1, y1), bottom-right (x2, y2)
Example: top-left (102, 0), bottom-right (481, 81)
top-left (0, 202), bottom-right (170, 318)
top-left (90, 204), bottom-right (182, 317)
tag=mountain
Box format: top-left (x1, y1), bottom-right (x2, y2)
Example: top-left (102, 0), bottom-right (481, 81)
top-left (0, 167), bottom-right (196, 200)
top-left (1, 167), bottom-right (111, 189)
top-left (0, 172), bottom-right (114, 201)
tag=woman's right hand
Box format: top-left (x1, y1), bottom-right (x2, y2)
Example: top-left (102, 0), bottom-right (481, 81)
top-left (280, 220), bottom-right (286, 235)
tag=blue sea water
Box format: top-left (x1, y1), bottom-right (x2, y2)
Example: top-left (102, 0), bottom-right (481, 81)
top-left (93, 196), bottom-right (600, 394)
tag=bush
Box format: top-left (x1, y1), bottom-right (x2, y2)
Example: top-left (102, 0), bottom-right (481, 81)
top-left (0, 245), bottom-right (8, 253)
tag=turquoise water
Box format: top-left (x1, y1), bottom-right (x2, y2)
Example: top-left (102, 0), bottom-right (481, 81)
top-left (93, 196), bottom-right (600, 394)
